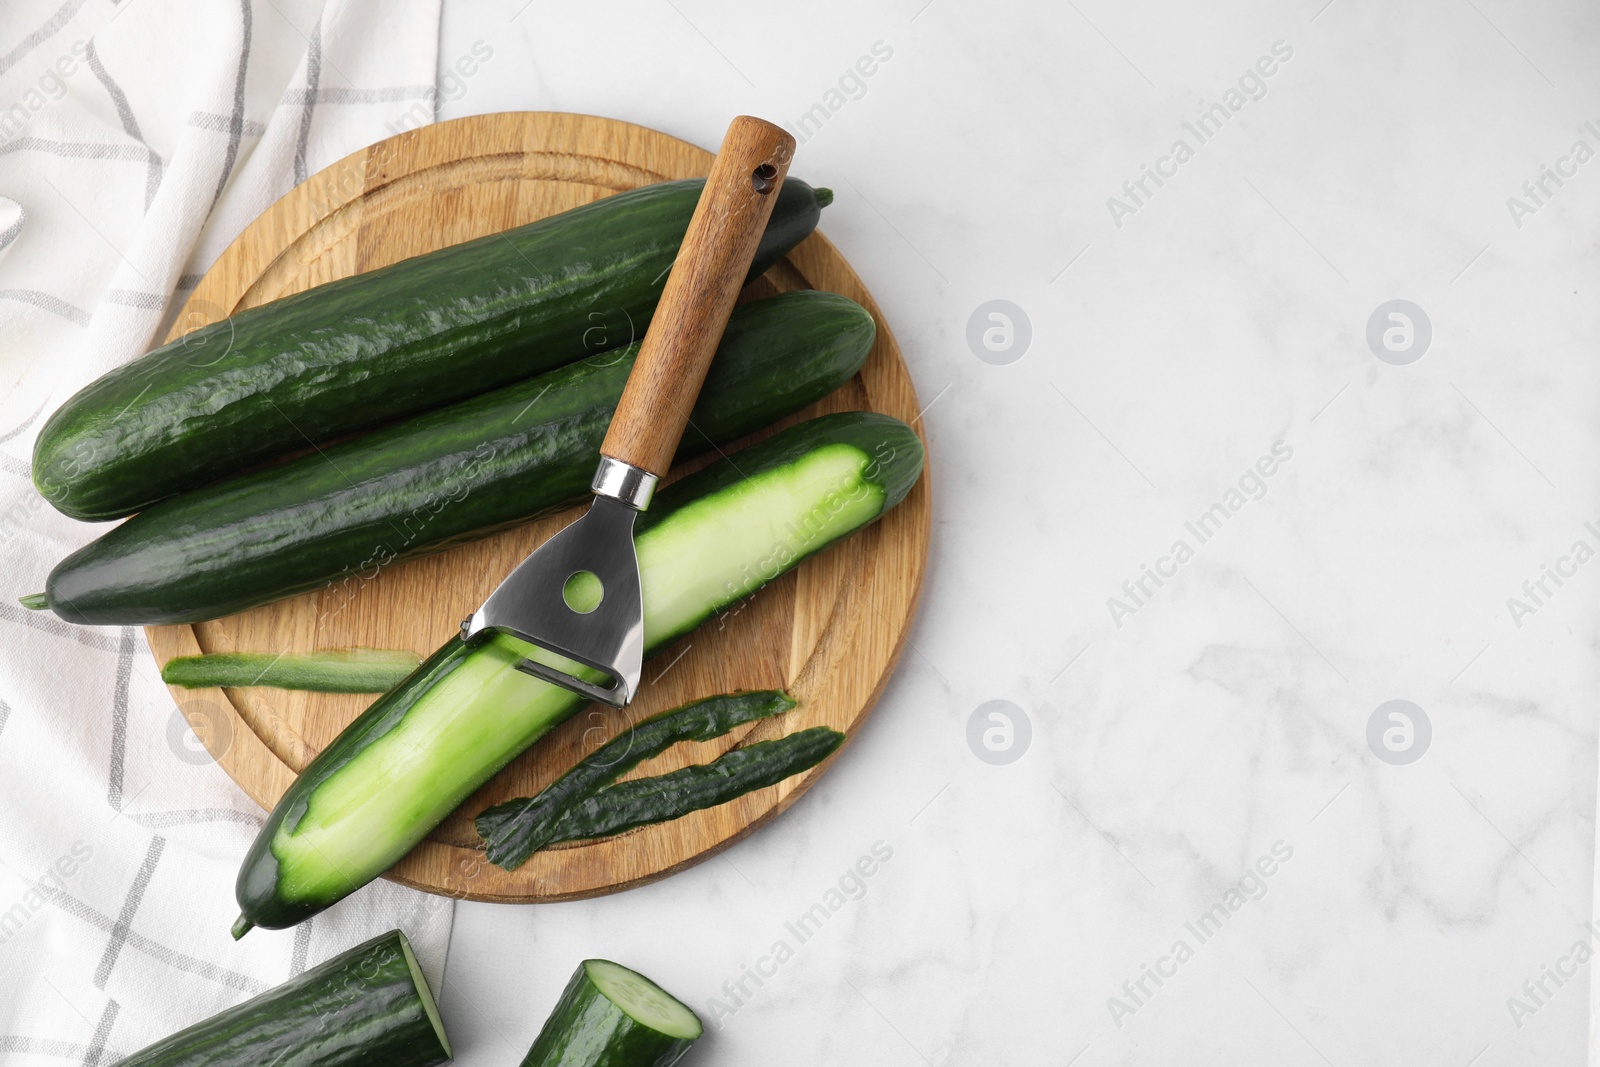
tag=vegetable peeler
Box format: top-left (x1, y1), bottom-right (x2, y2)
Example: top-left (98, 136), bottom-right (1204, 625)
top-left (461, 116), bottom-right (796, 707)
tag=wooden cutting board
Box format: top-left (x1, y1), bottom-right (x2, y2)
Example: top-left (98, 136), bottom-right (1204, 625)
top-left (146, 112), bottom-right (931, 903)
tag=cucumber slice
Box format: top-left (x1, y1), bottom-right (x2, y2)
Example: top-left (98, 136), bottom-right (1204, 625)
top-left (235, 412), bottom-right (923, 931)
top-left (476, 690), bottom-right (797, 870)
top-left (161, 649), bottom-right (421, 693)
top-left (520, 959), bottom-right (701, 1067)
top-left (115, 929), bottom-right (450, 1066)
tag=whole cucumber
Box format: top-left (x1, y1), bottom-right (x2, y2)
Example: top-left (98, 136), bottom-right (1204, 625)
top-left (39, 290), bottom-right (872, 625)
top-left (34, 178), bottom-right (830, 520)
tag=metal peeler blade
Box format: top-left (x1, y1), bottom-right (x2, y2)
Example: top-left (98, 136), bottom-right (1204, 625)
top-left (461, 460), bottom-right (653, 707)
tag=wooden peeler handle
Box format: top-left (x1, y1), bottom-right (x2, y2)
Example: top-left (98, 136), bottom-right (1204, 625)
top-left (600, 116), bottom-right (795, 479)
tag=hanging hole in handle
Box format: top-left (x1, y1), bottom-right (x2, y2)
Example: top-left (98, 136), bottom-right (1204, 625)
top-left (751, 163), bottom-right (778, 194)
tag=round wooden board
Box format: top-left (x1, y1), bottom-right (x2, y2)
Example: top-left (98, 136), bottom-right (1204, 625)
top-left (145, 112), bottom-right (930, 903)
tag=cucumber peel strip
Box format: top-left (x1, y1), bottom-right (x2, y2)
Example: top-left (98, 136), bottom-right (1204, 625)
top-left (163, 648), bottom-right (421, 693)
top-left (544, 726), bottom-right (845, 844)
top-left (475, 689), bottom-right (796, 870)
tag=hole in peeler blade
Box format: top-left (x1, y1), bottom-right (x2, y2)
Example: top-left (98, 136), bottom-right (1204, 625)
top-left (563, 570), bottom-right (603, 613)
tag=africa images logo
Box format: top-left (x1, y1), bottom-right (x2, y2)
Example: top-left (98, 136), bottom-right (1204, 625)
top-left (1106, 441), bottom-right (1294, 627)
top-left (1105, 41), bottom-right (1295, 229)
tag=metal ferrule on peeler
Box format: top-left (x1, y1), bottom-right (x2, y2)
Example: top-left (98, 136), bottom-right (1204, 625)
top-left (590, 456), bottom-right (657, 511)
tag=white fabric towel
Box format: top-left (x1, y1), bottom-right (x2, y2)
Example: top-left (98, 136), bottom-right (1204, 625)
top-left (0, 1), bottom-right (454, 1062)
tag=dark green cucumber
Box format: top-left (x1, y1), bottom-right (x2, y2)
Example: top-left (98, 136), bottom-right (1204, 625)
top-left (476, 690), bottom-right (796, 869)
top-left (35, 178), bottom-right (830, 521)
top-left (161, 649), bottom-right (421, 693)
top-left (41, 290), bottom-right (874, 625)
top-left (521, 960), bottom-right (700, 1067)
top-left (114, 929), bottom-right (449, 1066)
top-left (235, 412), bottom-right (923, 931)
top-left (546, 727), bottom-right (844, 844)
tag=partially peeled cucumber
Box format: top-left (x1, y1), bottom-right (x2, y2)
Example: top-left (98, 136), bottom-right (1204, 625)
top-left (234, 412), bottom-right (924, 932)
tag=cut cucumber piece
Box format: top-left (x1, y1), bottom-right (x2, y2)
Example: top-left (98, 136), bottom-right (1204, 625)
top-left (40, 290), bottom-right (874, 626)
top-left (519, 959), bottom-right (701, 1067)
top-left (235, 412), bottom-right (923, 931)
top-left (585, 960), bottom-right (702, 1040)
top-left (114, 929), bottom-right (449, 1066)
top-left (34, 178), bottom-right (829, 521)
top-left (161, 649), bottom-right (421, 693)
top-left (475, 689), bottom-right (796, 869)
top-left (400, 933), bottom-right (449, 1059)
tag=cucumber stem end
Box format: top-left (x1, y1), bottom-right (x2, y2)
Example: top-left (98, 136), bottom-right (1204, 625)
top-left (814, 187), bottom-right (834, 208)
top-left (18, 592), bottom-right (47, 610)
top-left (231, 915), bottom-right (254, 940)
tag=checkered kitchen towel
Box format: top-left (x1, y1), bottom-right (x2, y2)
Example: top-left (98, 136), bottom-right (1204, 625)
top-left (0, 1), bottom-right (455, 1062)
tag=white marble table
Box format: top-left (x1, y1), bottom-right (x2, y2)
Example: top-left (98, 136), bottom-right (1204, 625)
top-left (436, 2), bottom-right (1600, 1063)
